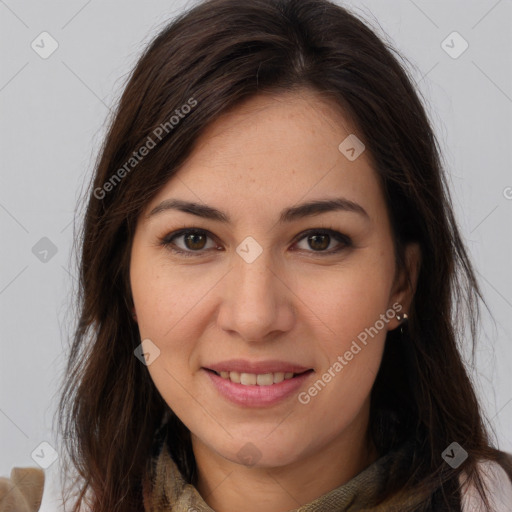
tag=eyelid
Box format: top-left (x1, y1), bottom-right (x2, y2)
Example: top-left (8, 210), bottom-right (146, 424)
top-left (160, 228), bottom-right (220, 257)
top-left (159, 227), bottom-right (352, 257)
top-left (292, 228), bottom-right (352, 253)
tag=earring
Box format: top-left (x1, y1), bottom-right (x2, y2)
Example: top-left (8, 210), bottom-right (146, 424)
top-left (396, 312), bottom-right (408, 322)
top-left (396, 312), bottom-right (408, 335)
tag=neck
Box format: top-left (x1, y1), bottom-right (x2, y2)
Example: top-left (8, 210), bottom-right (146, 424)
top-left (192, 406), bottom-right (377, 512)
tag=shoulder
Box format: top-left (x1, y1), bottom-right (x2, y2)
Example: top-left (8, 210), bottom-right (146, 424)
top-left (459, 455), bottom-right (512, 512)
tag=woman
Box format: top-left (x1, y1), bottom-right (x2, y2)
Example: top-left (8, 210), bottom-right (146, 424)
top-left (55, 0), bottom-right (512, 510)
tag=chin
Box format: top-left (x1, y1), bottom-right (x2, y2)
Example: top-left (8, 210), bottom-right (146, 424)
top-left (206, 432), bottom-right (307, 469)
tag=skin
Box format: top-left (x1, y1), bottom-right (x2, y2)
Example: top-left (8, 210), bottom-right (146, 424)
top-left (130, 89), bottom-right (420, 512)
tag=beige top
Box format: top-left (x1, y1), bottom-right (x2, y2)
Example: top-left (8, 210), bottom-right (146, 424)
top-left (2, 438), bottom-right (511, 511)
top-left (141, 427), bottom-right (453, 512)
top-left (140, 419), bottom-right (512, 512)
top-left (0, 467), bottom-right (44, 512)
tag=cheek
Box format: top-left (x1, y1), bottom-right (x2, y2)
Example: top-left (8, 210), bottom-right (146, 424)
top-left (294, 255), bottom-right (394, 409)
top-left (300, 258), bottom-right (395, 348)
top-left (295, 292), bottom-right (389, 440)
top-left (129, 250), bottom-right (222, 416)
top-left (130, 258), bottom-right (210, 418)
top-left (130, 247), bottom-right (215, 342)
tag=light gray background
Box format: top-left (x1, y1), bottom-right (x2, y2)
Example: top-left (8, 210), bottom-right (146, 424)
top-left (1, 0), bottom-right (511, 510)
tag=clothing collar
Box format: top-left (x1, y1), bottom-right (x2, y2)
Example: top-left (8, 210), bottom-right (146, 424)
top-left (142, 418), bottom-right (432, 512)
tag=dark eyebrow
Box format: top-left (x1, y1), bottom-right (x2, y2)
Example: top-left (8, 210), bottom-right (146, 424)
top-left (147, 197), bottom-right (369, 223)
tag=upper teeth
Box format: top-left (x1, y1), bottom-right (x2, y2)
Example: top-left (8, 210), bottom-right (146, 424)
top-left (219, 371), bottom-right (295, 386)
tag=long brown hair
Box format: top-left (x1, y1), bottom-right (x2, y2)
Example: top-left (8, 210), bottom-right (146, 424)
top-left (56, 0), bottom-right (504, 510)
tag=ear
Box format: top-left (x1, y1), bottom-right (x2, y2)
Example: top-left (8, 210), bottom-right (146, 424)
top-left (388, 242), bottom-right (421, 330)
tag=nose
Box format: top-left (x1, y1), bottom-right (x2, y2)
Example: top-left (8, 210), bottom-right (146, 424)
top-left (217, 248), bottom-right (295, 343)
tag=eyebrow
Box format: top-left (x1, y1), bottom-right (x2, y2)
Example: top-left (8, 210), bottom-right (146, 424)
top-left (147, 197), bottom-right (369, 223)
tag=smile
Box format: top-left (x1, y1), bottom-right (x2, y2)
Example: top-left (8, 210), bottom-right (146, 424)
top-left (203, 367), bottom-right (314, 407)
top-left (213, 370), bottom-right (307, 386)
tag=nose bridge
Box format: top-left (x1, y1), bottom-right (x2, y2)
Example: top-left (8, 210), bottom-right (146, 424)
top-left (234, 245), bottom-right (278, 310)
top-left (219, 243), bottom-right (291, 341)
top-left (238, 248), bottom-right (275, 291)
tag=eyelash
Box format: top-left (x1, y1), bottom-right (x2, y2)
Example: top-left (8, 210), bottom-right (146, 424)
top-left (158, 227), bottom-right (353, 258)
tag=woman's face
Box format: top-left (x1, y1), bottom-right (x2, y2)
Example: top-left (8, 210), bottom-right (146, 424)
top-left (130, 90), bottom-right (417, 469)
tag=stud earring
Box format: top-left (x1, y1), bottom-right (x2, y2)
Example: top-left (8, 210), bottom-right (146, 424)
top-left (396, 312), bottom-right (408, 322)
top-left (396, 312), bottom-right (408, 336)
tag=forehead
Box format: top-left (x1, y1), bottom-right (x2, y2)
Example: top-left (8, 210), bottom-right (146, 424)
top-left (143, 90), bottom-right (386, 223)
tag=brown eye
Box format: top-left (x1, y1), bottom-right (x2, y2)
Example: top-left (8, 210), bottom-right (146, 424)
top-left (307, 233), bottom-right (330, 251)
top-left (294, 229), bottom-right (352, 254)
top-left (184, 232), bottom-right (207, 250)
top-left (160, 229), bottom-right (217, 256)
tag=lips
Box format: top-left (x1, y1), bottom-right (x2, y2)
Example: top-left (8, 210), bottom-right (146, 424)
top-left (202, 359), bottom-right (313, 406)
top-left (204, 367), bottom-right (314, 407)
top-left (207, 369), bottom-right (309, 386)
top-left (204, 360), bottom-right (312, 386)
top-left (205, 359), bottom-right (311, 375)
